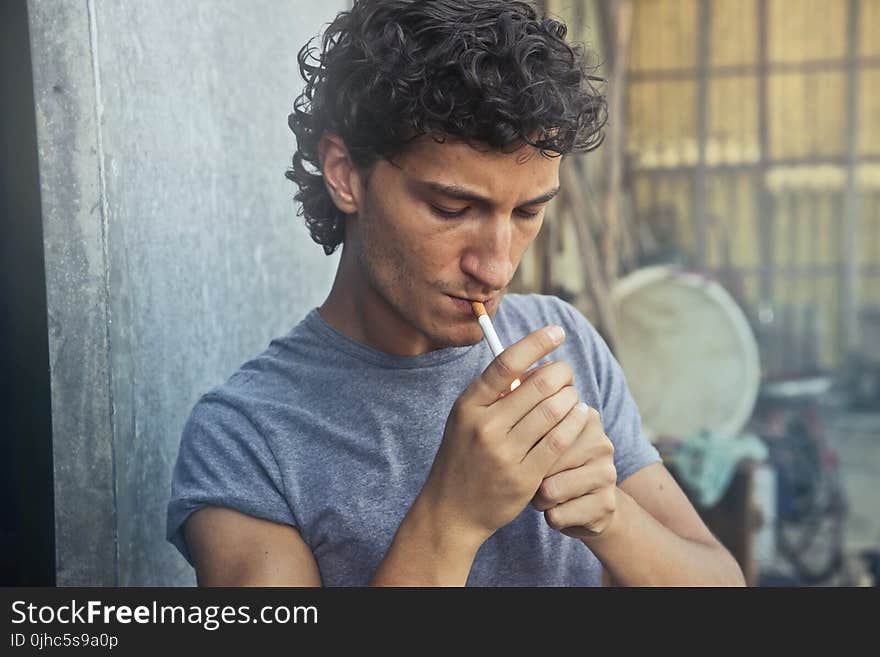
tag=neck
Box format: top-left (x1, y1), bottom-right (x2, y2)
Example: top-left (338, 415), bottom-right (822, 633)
top-left (318, 243), bottom-right (434, 356)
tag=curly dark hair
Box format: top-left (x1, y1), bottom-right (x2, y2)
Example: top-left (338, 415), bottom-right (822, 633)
top-left (286, 0), bottom-right (607, 255)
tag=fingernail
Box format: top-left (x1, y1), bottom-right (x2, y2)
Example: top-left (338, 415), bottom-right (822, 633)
top-left (546, 325), bottom-right (565, 343)
top-left (577, 402), bottom-right (590, 414)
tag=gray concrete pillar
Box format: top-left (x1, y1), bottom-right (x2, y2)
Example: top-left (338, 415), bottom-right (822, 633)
top-left (26, 0), bottom-right (345, 585)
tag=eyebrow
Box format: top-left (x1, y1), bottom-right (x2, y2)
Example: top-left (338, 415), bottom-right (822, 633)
top-left (421, 181), bottom-right (560, 207)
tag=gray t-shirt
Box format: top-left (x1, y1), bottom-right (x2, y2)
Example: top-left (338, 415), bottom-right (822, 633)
top-left (167, 293), bottom-right (660, 586)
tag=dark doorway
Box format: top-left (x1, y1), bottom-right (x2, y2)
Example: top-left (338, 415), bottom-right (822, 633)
top-left (0, 0), bottom-right (56, 585)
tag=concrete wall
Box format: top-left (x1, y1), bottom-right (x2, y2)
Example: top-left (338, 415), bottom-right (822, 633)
top-left (27, 0), bottom-right (345, 585)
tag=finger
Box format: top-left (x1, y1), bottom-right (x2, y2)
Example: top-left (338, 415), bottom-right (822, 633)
top-left (469, 325), bottom-right (565, 406)
top-left (509, 390), bottom-right (585, 461)
top-left (520, 400), bottom-right (589, 477)
top-left (543, 488), bottom-right (616, 535)
top-left (495, 360), bottom-right (555, 400)
top-left (492, 360), bottom-right (576, 430)
top-left (545, 408), bottom-right (613, 477)
top-left (519, 359), bottom-right (556, 383)
top-left (532, 460), bottom-right (618, 512)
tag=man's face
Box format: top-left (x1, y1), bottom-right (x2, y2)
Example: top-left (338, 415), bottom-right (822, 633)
top-left (345, 135), bottom-right (561, 354)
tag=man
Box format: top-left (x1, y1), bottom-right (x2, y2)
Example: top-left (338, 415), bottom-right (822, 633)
top-left (167, 0), bottom-right (745, 586)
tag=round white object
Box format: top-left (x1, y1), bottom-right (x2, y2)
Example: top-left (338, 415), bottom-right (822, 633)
top-left (611, 266), bottom-right (760, 442)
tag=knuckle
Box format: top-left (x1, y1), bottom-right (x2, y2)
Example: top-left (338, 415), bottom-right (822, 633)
top-left (532, 362), bottom-right (569, 397)
top-left (546, 389), bottom-right (577, 422)
top-left (473, 421), bottom-right (494, 445)
top-left (493, 450), bottom-right (515, 473)
top-left (485, 446), bottom-right (511, 474)
top-left (605, 462), bottom-right (618, 484)
top-left (546, 430), bottom-right (570, 456)
top-left (493, 353), bottom-right (516, 379)
top-left (532, 370), bottom-right (554, 397)
top-left (604, 490), bottom-right (617, 513)
top-left (542, 398), bottom-right (565, 424)
top-left (539, 479), bottom-right (557, 503)
top-left (561, 386), bottom-right (580, 407)
top-left (545, 507), bottom-right (564, 531)
top-left (547, 361), bottom-right (574, 387)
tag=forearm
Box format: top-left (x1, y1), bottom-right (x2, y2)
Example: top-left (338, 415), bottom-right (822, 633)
top-left (585, 488), bottom-right (746, 586)
top-left (370, 494), bottom-right (483, 586)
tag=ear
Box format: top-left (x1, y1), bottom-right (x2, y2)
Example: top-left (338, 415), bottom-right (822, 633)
top-left (318, 132), bottom-right (362, 215)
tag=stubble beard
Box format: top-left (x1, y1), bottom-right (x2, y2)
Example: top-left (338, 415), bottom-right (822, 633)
top-left (354, 203), bottom-right (466, 350)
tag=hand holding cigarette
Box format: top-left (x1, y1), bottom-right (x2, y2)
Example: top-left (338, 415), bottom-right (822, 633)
top-left (418, 321), bottom-right (594, 549)
top-left (469, 303), bottom-right (619, 541)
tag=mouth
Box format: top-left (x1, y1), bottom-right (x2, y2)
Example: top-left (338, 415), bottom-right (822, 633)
top-left (447, 294), bottom-right (497, 315)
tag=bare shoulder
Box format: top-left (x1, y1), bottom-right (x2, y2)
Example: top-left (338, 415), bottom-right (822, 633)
top-left (184, 506), bottom-right (322, 586)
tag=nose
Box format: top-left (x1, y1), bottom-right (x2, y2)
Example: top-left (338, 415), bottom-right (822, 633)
top-left (459, 214), bottom-right (513, 292)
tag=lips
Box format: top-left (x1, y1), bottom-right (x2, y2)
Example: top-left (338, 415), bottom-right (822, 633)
top-left (448, 294), bottom-right (497, 315)
top-left (451, 295), bottom-right (493, 304)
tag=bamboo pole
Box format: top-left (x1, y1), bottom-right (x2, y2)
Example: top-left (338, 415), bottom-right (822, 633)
top-left (601, 0), bottom-right (634, 285)
top-left (560, 162), bottom-right (620, 352)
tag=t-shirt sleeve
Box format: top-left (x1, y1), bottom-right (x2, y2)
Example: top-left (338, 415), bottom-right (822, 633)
top-left (558, 300), bottom-right (662, 483)
top-left (166, 394), bottom-right (296, 566)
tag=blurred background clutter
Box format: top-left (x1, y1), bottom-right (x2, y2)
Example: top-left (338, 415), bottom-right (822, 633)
top-left (512, 0), bottom-right (880, 586)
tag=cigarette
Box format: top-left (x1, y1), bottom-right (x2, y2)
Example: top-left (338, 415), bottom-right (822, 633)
top-left (471, 301), bottom-right (521, 392)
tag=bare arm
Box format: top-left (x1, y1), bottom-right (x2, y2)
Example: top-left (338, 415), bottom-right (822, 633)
top-left (185, 506), bottom-right (322, 586)
top-left (369, 492), bottom-right (483, 586)
top-left (185, 501), bottom-right (480, 587)
top-left (585, 463), bottom-right (746, 586)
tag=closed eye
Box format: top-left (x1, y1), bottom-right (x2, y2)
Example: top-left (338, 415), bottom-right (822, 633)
top-left (431, 205), bottom-right (543, 219)
top-left (430, 205), bottom-right (469, 218)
